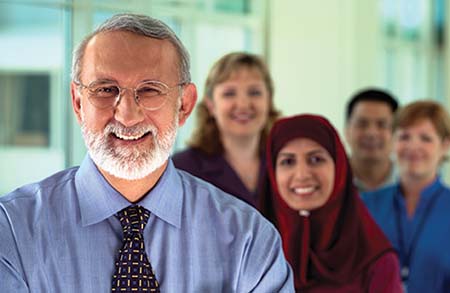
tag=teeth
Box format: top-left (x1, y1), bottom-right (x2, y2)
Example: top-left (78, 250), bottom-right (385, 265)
top-left (114, 132), bottom-right (147, 141)
top-left (233, 113), bottom-right (253, 120)
top-left (293, 187), bottom-right (316, 194)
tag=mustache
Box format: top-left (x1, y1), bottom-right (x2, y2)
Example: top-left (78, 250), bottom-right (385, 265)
top-left (103, 121), bottom-right (158, 137)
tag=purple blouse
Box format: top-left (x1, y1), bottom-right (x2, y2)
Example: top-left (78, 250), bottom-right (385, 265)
top-left (172, 148), bottom-right (265, 208)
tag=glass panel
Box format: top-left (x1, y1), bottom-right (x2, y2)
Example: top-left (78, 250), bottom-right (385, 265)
top-left (0, 73), bottom-right (50, 146)
top-left (92, 0), bottom-right (146, 4)
top-left (383, 47), bottom-right (396, 90)
top-left (380, 0), bottom-right (444, 105)
top-left (195, 23), bottom-right (251, 80)
top-left (213, 0), bottom-right (250, 13)
top-left (192, 0), bottom-right (251, 14)
top-left (398, 0), bottom-right (423, 40)
top-left (93, 11), bottom-right (178, 33)
top-left (0, 2), bottom-right (66, 194)
top-left (0, 3), bottom-right (64, 148)
top-left (0, 2), bottom-right (62, 32)
top-left (433, 0), bottom-right (445, 46)
top-left (93, 10), bottom-right (117, 26)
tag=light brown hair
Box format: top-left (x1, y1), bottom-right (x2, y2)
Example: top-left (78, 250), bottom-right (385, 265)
top-left (188, 52), bottom-right (280, 155)
top-left (394, 100), bottom-right (450, 140)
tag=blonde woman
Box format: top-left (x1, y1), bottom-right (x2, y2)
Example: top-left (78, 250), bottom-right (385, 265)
top-left (173, 52), bottom-right (279, 207)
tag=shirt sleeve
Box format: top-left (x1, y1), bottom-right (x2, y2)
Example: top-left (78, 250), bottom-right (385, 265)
top-left (237, 222), bottom-right (294, 292)
top-left (367, 251), bottom-right (403, 293)
top-left (0, 204), bottom-right (29, 293)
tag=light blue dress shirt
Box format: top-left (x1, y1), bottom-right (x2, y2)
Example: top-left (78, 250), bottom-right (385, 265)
top-left (0, 156), bottom-right (293, 292)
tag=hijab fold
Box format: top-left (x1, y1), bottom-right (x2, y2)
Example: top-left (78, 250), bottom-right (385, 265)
top-left (262, 114), bottom-right (393, 290)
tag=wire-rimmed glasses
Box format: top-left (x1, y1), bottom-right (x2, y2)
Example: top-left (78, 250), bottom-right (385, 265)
top-left (75, 79), bottom-right (186, 111)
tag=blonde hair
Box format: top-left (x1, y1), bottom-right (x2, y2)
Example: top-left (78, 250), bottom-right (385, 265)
top-left (188, 52), bottom-right (280, 155)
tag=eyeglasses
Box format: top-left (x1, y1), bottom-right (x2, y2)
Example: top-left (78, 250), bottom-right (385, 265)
top-left (75, 79), bottom-right (186, 111)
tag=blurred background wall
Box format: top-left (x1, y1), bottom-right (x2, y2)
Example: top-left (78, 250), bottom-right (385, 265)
top-left (0, 0), bottom-right (447, 194)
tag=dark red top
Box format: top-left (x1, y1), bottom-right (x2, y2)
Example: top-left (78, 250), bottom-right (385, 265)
top-left (303, 252), bottom-right (401, 292)
top-left (262, 114), bottom-right (402, 292)
top-left (172, 148), bottom-right (265, 208)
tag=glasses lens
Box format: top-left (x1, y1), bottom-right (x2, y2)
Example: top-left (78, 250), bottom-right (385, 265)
top-left (87, 82), bottom-right (120, 108)
top-left (136, 81), bottom-right (169, 110)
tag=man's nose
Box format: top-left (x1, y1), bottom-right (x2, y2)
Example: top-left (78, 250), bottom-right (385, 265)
top-left (114, 89), bottom-right (145, 127)
top-left (364, 123), bottom-right (380, 136)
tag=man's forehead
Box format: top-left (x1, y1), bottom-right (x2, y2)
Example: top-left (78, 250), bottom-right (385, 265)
top-left (353, 101), bottom-right (394, 117)
top-left (81, 31), bottom-right (179, 81)
top-left (353, 112), bottom-right (392, 119)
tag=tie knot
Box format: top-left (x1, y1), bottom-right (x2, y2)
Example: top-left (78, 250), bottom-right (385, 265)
top-left (116, 205), bottom-right (150, 236)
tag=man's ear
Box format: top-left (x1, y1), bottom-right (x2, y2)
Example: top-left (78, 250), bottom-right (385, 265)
top-left (71, 81), bottom-right (83, 124)
top-left (177, 83), bottom-right (198, 127)
top-left (344, 124), bottom-right (350, 143)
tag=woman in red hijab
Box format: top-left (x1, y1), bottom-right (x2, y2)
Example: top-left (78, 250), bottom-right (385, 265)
top-left (262, 114), bottom-right (402, 292)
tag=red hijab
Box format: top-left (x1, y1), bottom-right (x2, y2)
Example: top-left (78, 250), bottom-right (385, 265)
top-left (263, 114), bottom-right (393, 291)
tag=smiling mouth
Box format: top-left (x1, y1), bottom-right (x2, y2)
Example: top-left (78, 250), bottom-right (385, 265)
top-left (112, 131), bottom-right (151, 141)
top-left (360, 143), bottom-right (381, 150)
top-left (292, 186), bottom-right (317, 195)
top-left (232, 113), bottom-right (255, 122)
top-left (404, 157), bottom-right (422, 163)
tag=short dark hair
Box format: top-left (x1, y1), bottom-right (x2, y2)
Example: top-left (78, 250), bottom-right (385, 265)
top-left (345, 88), bottom-right (398, 122)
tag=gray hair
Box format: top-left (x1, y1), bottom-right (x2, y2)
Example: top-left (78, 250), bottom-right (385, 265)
top-left (71, 13), bottom-right (191, 84)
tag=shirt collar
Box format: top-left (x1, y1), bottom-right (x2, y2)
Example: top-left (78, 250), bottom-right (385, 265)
top-left (137, 159), bottom-right (182, 228)
top-left (421, 176), bottom-right (443, 197)
top-left (394, 175), bottom-right (444, 203)
top-left (353, 160), bottom-right (397, 193)
top-left (75, 155), bottom-right (182, 229)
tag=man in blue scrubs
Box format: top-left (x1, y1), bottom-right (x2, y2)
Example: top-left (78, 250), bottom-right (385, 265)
top-left (344, 88), bottom-right (398, 193)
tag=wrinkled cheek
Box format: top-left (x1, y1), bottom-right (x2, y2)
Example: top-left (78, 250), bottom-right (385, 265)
top-left (81, 106), bottom-right (110, 128)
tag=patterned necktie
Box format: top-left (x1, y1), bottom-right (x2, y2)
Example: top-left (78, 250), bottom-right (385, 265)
top-left (112, 205), bottom-right (160, 292)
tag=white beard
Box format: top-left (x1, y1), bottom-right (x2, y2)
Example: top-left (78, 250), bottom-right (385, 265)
top-left (81, 112), bottom-right (178, 180)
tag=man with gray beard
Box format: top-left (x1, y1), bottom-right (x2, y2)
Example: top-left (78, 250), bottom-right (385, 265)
top-left (0, 13), bottom-right (293, 292)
